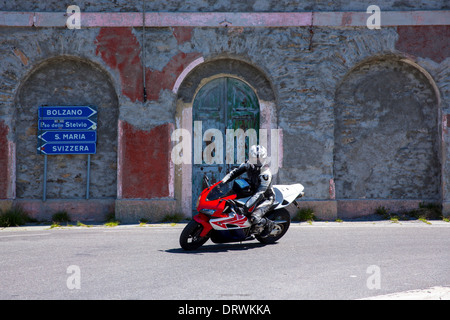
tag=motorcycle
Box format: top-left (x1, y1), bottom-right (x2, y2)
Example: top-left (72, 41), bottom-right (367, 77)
top-left (179, 175), bottom-right (304, 250)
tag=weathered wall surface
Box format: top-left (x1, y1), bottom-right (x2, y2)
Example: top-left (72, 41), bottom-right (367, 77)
top-left (16, 57), bottom-right (119, 199)
top-left (0, 0), bottom-right (448, 12)
top-left (119, 122), bottom-right (173, 199)
top-left (0, 2), bottom-right (448, 220)
top-left (0, 120), bottom-right (10, 199)
top-left (334, 58), bottom-right (439, 200)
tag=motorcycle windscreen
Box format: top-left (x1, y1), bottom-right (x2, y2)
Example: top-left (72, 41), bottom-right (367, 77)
top-left (206, 181), bottom-right (235, 201)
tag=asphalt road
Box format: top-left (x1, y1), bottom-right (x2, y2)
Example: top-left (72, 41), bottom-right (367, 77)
top-left (1, 221), bottom-right (449, 300)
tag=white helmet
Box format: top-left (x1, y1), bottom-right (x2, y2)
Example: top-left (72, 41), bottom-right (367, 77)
top-left (249, 145), bottom-right (267, 167)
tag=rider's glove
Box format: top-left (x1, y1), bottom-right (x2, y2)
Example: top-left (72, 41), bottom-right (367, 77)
top-left (239, 206), bottom-right (249, 216)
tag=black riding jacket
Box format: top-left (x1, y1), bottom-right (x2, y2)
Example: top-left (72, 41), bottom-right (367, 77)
top-left (223, 161), bottom-right (274, 209)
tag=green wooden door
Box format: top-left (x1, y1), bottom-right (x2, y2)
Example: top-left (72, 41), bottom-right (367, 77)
top-left (192, 77), bottom-right (260, 212)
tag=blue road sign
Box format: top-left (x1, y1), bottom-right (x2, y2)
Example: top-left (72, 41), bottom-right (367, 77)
top-left (38, 118), bottom-right (97, 130)
top-left (37, 142), bottom-right (96, 155)
top-left (37, 105), bottom-right (98, 155)
top-left (38, 106), bottom-right (97, 119)
top-left (38, 130), bottom-right (97, 143)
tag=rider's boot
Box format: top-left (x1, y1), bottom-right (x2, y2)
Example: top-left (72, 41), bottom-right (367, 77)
top-left (250, 207), bottom-right (274, 237)
top-left (259, 218), bottom-right (275, 238)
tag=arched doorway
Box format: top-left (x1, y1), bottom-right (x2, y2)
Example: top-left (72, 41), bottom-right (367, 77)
top-left (173, 58), bottom-right (277, 216)
top-left (192, 77), bottom-right (260, 210)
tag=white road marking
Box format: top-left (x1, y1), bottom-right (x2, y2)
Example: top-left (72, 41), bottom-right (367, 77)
top-left (0, 233), bottom-right (50, 239)
top-left (362, 286), bottom-right (450, 300)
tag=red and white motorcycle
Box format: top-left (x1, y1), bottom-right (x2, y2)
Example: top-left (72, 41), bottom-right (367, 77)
top-left (179, 176), bottom-right (304, 250)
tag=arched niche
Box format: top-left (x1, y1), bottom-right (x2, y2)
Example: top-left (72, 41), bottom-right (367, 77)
top-left (15, 56), bottom-right (119, 200)
top-left (334, 56), bottom-right (441, 200)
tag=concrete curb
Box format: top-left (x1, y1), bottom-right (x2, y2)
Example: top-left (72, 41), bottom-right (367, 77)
top-left (1, 219), bottom-right (449, 233)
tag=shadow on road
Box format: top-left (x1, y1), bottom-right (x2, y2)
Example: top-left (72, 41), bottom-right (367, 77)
top-left (162, 241), bottom-right (268, 254)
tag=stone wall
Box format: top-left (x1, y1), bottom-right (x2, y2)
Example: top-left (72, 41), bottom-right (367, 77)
top-left (0, 2), bottom-right (448, 221)
top-left (16, 57), bottom-right (119, 200)
top-left (334, 58), bottom-right (440, 200)
top-left (0, 0), bottom-right (448, 12)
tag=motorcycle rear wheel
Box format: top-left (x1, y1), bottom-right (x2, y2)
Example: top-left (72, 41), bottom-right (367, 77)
top-left (179, 220), bottom-right (210, 250)
top-left (256, 208), bottom-right (291, 244)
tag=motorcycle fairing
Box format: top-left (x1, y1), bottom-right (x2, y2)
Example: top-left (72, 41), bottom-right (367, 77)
top-left (193, 213), bottom-right (213, 237)
top-left (273, 184), bottom-right (304, 209)
top-left (210, 229), bottom-right (249, 243)
top-left (210, 213), bottom-right (251, 230)
top-left (234, 184), bottom-right (304, 210)
top-left (192, 180), bottom-right (303, 239)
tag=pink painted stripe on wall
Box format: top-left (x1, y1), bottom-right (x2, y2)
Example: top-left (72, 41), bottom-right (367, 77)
top-left (146, 12), bottom-right (312, 27)
top-left (0, 11), bottom-right (33, 26)
top-left (0, 11), bottom-right (448, 27)
top-left (83, 12), bottom-right (142, 27)
top-left (384, 10), bottom-right (449, 26)
top-left (314, 10), bottom-right (450, 26)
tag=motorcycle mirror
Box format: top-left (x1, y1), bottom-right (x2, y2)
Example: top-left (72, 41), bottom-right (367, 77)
top-left (203, 174), bottom-right (210, 187)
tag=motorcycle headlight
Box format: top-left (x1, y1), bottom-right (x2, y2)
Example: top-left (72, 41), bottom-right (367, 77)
top-left (199, 209), bottom-right (215, 215)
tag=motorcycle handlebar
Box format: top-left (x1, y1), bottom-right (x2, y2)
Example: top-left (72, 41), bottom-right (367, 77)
top-left (225, 199), bottom-right (236, 208)
top-left (225, 199), bottom-right (246, 216)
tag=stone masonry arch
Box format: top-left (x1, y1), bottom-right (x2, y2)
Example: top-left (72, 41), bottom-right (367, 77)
top-left (173, 57), bottom-right (278, 216)
top-left (14, 56), bottom-right (119, 205)
top-left (333, 56), bottom-right (441, 215)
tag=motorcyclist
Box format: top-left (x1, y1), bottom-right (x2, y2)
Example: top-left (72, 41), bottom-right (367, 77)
top-left (221, 145), bottom-right (275, 237)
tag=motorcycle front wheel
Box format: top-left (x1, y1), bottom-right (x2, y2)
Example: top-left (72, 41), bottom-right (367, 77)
top-left (256, 208), bottom-right (291, 244)
top-left (179, 220), bottom-right (210, 250)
